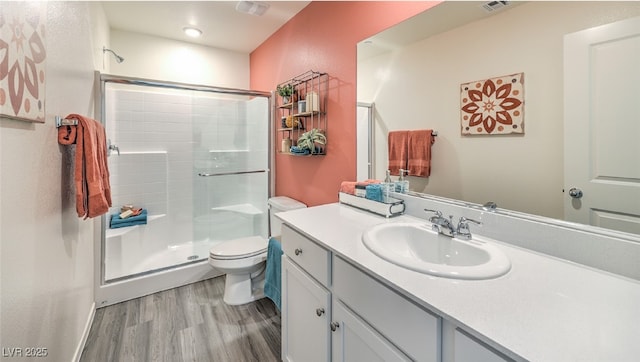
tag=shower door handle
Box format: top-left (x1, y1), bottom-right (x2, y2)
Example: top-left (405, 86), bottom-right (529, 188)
top-left (198, 170), bottom-right (267, 177)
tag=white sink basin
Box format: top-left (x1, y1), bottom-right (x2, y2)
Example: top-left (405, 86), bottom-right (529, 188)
top-left (362, 222), bottom-right (511, 280)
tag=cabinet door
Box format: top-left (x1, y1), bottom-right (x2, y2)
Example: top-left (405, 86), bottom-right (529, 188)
top-left (332, 300), bottom-right (411, 362)
top-left (282, 256), bottom-right (331, 362)
top-left (454, 329), bottom-right (511, 362)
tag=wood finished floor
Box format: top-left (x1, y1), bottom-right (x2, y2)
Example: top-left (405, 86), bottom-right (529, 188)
top-left (80, 276), bottom-right (281, 362)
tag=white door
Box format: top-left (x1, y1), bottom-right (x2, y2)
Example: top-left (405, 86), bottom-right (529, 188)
top-left (281, 256), bottom-right (331, 362)
top-left (357, 103), bottom-right (374, 180)
top-left (564, 16), bottom-right (640, 234)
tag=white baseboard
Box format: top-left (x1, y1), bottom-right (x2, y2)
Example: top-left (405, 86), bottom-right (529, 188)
top-left (72, 302), bottom-right (96, 362)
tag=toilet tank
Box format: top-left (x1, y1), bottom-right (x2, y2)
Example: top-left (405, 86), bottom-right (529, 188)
top-left (268, 196), bottom-right (307, 237)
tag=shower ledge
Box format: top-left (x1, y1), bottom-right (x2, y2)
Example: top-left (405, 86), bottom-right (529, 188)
top-left (210, 203), bottom-right (263, 215)
top-left (106, 214), bottom-right (166, 239)
top-left (208, 149), bottom-right (249, 153)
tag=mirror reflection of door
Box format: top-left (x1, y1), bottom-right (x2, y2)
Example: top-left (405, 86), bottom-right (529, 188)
top-left (357, 103), bottom-right (374, 180)
top-left (564, 16), bottom-right (640, 234)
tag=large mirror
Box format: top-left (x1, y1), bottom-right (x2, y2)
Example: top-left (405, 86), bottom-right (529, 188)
top-left (357, 1), bottom-right (640, 235)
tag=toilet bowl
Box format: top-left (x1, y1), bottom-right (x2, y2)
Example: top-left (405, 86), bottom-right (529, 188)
top-left (209, 196), bottom-right (307, 305)
top-left (209, 235), bottom-right (268, 305)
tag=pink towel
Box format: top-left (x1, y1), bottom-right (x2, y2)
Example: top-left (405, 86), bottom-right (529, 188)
top-left (407, 130), bottom-right (435, 177)
top-left (65, 114), bottom-right (112, 219)
top-left (339, 181), bottom-right (357, 195)
top-left (387, 130), bottom-right (409, 176)
top-left (339, 179), bottom-right (381, 195)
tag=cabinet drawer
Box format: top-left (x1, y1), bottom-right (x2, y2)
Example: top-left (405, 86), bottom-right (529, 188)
top-left (333, 256), bottom-right (441, 362)
top-left (282, 224), bottom-right (331, 287)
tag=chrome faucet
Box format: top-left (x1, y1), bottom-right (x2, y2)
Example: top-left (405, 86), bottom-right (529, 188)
top-left (424, 209), bottom-right (482, 240)
top-left (456, 216), bottom-right (482, 240)
top-left (424, 209), bottom-right (456, 237)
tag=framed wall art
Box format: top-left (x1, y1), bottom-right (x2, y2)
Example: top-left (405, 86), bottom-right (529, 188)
top-left (0, 2), bottom-right (47, 123)
top-left (460, 72), bottom-right (524, 135)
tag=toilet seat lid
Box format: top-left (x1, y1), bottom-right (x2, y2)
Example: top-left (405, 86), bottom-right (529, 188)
top-left (209, 236), bottom-right (267, 260)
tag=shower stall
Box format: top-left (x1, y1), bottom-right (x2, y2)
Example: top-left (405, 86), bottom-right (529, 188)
top-left (94, 73), bottom-right (272, 307)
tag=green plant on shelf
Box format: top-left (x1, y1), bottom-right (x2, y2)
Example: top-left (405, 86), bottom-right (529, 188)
top-left (297, 128), bottom-right (326, 154)
top-left (276, 84), bottom-right (296, 103)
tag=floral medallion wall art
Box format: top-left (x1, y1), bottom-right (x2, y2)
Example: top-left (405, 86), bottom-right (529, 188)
top-left (0, 2), bottom-right (47, 123)
top-left (460, 73), bottom-right (524, 135)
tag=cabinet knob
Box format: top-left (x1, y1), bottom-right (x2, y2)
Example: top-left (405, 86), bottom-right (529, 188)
top-left (294, 248), bottom-right (303, 256)
top-left (316, 308), bottom-right (325, 317)
top-left (330, 322), bottom-right (340, 332)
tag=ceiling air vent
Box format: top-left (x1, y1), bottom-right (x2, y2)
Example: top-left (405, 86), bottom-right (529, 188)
top-left (481, 1), bottom-right (510, 12)
top-left (235, 1), bottom-right (270, 16)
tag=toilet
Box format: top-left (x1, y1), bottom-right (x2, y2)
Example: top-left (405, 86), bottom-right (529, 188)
top-left (209, 196), bottom-right (306, 305)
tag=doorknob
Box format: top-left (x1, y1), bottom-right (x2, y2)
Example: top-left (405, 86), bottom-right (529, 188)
top-left (568, 187), bottom-right (583, 199)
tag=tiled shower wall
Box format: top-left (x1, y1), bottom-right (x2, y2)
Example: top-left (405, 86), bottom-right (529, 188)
top-left (105, 85), bottom-right (269, 246)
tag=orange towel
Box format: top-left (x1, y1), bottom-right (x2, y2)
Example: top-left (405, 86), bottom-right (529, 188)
top-left (387, 130), bottom-right (409, 176)
top-left (407, 130), bottom-right (436, 177)
top-left (65, 114), bottom-right (112, 219)
top-left (57, 125), bottom-right (76, 145)
top-left (339, 179), bottom-right (381, 195)
top-left (339, 181), bottom-right (357, 195)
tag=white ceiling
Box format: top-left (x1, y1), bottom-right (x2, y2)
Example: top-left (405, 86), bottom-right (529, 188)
top-left (358, 1), bottom-right (525, 60)
top-left (101, 1), bottom-right (311, 53)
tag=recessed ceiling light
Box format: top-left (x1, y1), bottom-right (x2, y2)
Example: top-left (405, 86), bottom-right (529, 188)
top-left (183, 27), bottom-right (202, 38)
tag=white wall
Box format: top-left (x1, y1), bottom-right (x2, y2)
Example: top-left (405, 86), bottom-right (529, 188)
top-left (0, 2), bottom-right (107, 361)
top-left (109, 29), bottom-right (250, 89)
top-left (358, 2), bottom-right (640, 219)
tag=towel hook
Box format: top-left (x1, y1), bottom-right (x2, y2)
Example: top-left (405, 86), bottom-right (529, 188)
top-left (55, 116), bottom-right (78, 128)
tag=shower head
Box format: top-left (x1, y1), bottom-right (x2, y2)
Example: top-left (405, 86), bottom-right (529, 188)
top-left (103, 46), bottom-right (125, 63)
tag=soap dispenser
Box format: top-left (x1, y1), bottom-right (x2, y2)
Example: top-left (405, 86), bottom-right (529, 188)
top-left (395, 169), bottom-right (409, 193)
top-left (383, 170), bottom-right (394, 200)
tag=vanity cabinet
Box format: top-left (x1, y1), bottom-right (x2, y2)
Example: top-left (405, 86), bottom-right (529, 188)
top-left (331, 299), bottom-right (411, 361)
top-left (454, 330), bottom-right (510, 362)
top-left (281, 257), bottom-right (331, 362)
top-left (276, 70), bottom-right (328, 156)
top-left (333, 256), bottom-right (441, 361)
top-left (281, 224), bottom-right (440, 362)
top-left (281, 224), bottom-right (332, 362)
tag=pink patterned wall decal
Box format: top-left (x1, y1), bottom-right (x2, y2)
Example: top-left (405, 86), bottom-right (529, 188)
top-left (0, 2), bottom-right (47, 123)
top-left (460, 72), bottom-right (524, 135)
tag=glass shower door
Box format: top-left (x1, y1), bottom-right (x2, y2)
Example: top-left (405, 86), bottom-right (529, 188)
top-left (103, 80), bottom-right (269, 283)
top-left (192, 95), bottom-right (270, 250)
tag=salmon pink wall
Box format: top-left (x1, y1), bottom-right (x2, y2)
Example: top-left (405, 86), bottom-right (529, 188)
top-left (251, 1), bottom-right (438, 207)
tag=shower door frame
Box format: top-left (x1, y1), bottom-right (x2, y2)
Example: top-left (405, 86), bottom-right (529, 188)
top-left (93, 71), bottom-right (275, 307)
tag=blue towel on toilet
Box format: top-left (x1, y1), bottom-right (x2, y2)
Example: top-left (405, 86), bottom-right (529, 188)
top-left (264, 236), bottom-right (283, 310)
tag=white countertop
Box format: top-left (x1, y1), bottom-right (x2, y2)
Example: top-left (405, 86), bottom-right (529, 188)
top-left (277, 203), bottom-right (640, 362)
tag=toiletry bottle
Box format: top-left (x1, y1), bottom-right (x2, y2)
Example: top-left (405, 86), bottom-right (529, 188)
top-left (396, 169), bottom-right (410, 193)
top-left (394, 170), bottom-right (403, 192)
top-left (383, 170), bottom-right (394, 200)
